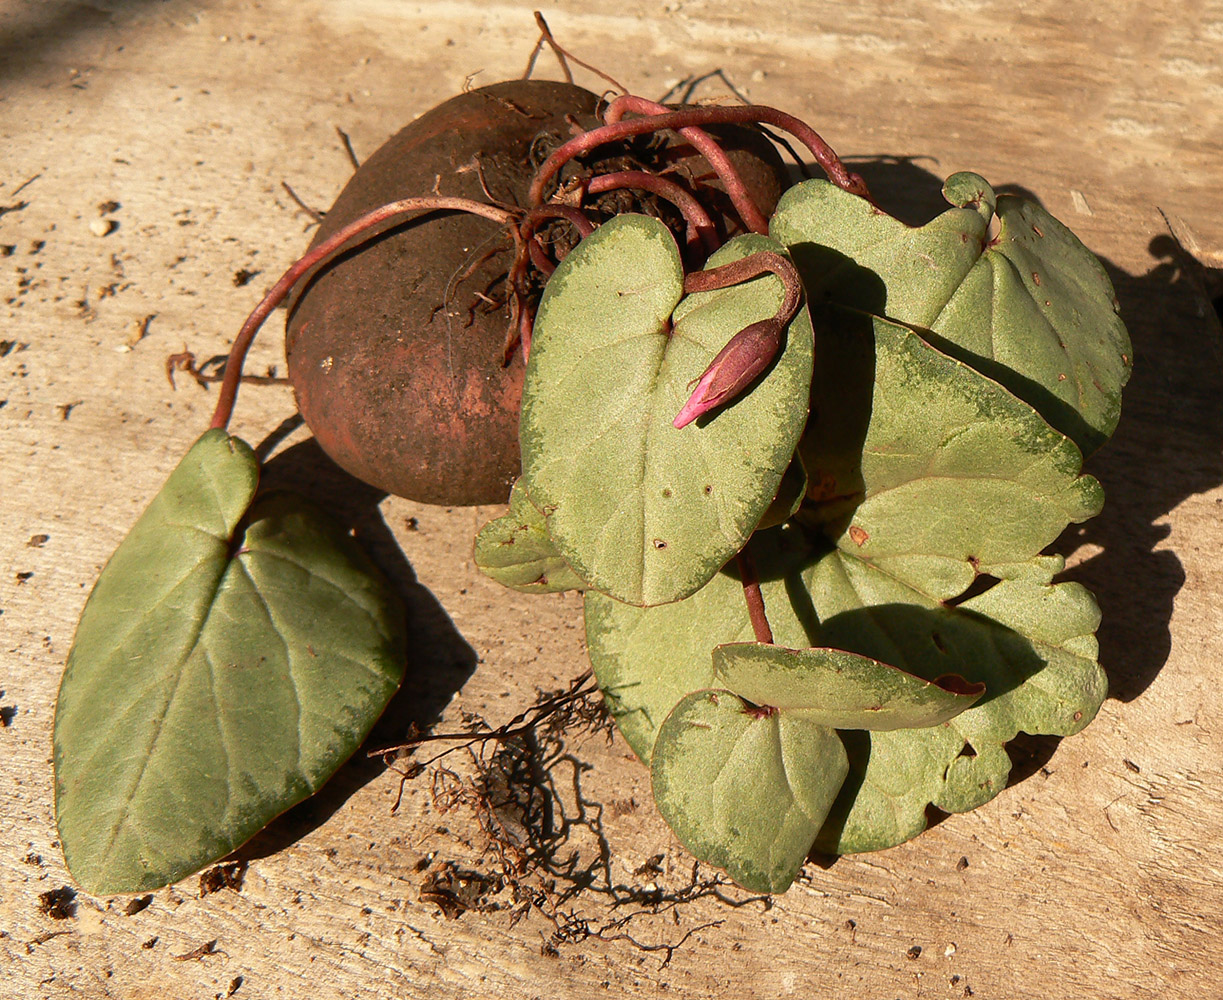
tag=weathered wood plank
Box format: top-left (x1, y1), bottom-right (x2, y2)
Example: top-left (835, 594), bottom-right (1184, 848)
top-left (3, 2), bottom-right (1221, 997)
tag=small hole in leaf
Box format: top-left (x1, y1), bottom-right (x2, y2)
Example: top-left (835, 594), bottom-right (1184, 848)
top-left (703, 485), bottom-right (713, 495)
top-left (652, 539), bottom-right (666, 549)
top-left (958, 742), bottom-right (977, 759)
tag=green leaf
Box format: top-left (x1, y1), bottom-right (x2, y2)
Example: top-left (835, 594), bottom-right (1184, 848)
top-left (521, 217), bottom-right (814, 607)
top-left (473, 479), bottom-right (583, 593)
top-left (770, 172), bottom-right (1131, 452)
top-left (54, 430), bottom-right (405, 894)
top-left (586, 526), bottom-right (1105, 853)
top-left (755, 453), bottom-right (807, 531)
top-left (712, 642), bottom-right (983, 728)
top-left (800, 312), bottom-right (1102, 600)
top-left (651, 689), bottom-right (849, 892)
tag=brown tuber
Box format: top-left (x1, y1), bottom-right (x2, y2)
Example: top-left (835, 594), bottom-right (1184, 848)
top-left (286, 80), bottom-right (789, 506)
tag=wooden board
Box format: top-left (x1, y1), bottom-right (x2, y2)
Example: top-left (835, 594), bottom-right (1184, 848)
top-left (3, 2), bottom-right (1222, 997)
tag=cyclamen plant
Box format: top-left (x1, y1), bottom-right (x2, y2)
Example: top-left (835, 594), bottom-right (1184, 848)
top-left (52, 42), bottom-right (1130, 896)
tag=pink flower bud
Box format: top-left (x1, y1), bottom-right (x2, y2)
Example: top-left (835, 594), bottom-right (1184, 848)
top-left (673, 318), bottom-right (783, 429)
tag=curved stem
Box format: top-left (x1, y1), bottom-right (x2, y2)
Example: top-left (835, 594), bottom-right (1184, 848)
top-left (586, 169), bottom-right (719, 253)
top-left (602, 95), bottom-right (769, 235)
top-left (503, 204), bottom-right (597, 363)
top-left (521, 203), bottom-right (597, 239)
top-left (683, 250), bottom-right (801, 318)
top-left (673, 251), bottom-right (804, 429)
top-left (530, 104), bottom-right (869, 211)
top-left (209, 196), bottom-right (518, 431)
top-left (528, 238), bottom-right (556, 277)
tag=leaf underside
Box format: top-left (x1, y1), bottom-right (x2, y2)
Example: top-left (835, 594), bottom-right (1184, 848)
top-left (54, 430), bottom-right (405, 894)
top-left (473, 479), bottom-right (584, 593)
top-left (711, 642), bottom-right (983, 729)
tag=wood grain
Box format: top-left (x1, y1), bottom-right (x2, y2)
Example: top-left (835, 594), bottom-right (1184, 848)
top-left (3, 2), bottom-right (1221, 997)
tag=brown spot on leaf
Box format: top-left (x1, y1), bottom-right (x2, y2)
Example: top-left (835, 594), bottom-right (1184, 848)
top-left (743, 702), bottom-right (778, 720)
top-left (848, 525), bottom-right (869, 546)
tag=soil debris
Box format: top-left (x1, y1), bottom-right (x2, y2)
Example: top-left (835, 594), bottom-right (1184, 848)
top-left (124, 894), bottom-right (154, 916)
top-left (173, 938), bottom-right (220, 961)
top-left (419, 861), bottom-right (501, 919)
top-left (37, 886), bottom-right (77, 920)
top-left (199, 860), bottom-right (247, 896)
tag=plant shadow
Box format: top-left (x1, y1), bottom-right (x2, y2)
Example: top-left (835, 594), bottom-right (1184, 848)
top-left (818, 156), bottom-right (1221, 708)
top-left (790, 155), bottom-right (1222, 862)
top-left (228, 431), bottom-right (478, 863)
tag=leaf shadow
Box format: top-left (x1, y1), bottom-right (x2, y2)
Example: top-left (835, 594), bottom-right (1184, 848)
top-left (228, 434), bottom-right (478, 862)
top-left (801, 156), bottom-right (1220, 708)
top-left (784, 155), bottom-right (1221, 854)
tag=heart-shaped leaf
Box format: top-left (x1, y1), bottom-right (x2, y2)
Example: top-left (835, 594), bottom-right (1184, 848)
top-left (770, 172), bottom-right (1131, 453)
top-left (54, 430), bottom-right (405, 894)
top-left (712, 642), bottom-right (983, 728)
top-left (521, 217), bottom-right (813, 606)
top-left (474, 479), bottom-right (583, 593)
top-left (801, 311), bottom-right (1102, 600)
top-left (651, 688), bottom-right (849, 893)
top-left (587, 525), bottom-right (1104, 854)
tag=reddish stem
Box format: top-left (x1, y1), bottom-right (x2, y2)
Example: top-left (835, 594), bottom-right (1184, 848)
top-left (602, 95), bottom-right (770, 236)
top-left (682, 251), bottom-right (801, 317)
top-left (528, 238), bottom-right (556, 276)
top-left (504, 204), bottom-right (598, 362)
top-left (521, 203), bottom-right (597, 239)
top-left (673, 251), bottom-right (803, 428)
top-left (586, 169), bottom-right (719, 254)
top-left (529, 104), bottom-right (869, 212)
top-left (209, 196), bottom-right (518, 431)
top-left (737, 547), bottom-right (773, 645)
